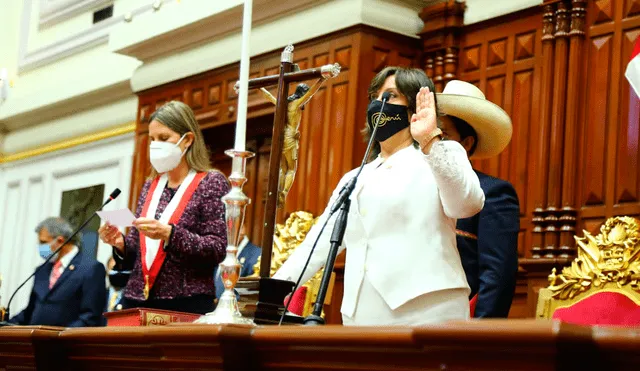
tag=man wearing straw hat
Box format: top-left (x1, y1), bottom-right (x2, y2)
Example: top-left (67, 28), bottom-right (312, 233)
top-left (437, 80), bottom-right (520, 318)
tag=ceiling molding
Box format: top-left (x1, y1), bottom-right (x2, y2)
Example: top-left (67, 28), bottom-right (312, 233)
top-left (0, 80), bottom-right (133, 131)
top-left (18, 0), bottom-right (155, 73)
top-left (38, 0), bottom-right (113, 29)
top-left (109, 0), bottom-right (324, 62)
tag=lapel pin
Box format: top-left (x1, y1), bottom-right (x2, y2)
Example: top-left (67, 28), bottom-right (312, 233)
top-left (240, 257), bottom-right (246, 264)
top-left (69, 265), bottom-right (75, 271)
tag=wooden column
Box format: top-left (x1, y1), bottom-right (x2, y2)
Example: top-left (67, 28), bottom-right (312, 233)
top-left (558, 0), bottom-right (586, 257)
top-left (544, 1), bottom-right (571, 257)
top-left (418, 0), bottom-right (465, 91)
top-left (530, 3), bottom-right (557, 259)
top-left (520, 0), bottom-right (589, 316)
top-left (520, 1), bottom-right (571, 317)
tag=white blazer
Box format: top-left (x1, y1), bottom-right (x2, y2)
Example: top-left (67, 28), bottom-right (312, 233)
top-left (274, 141), bottom-right (484, 318)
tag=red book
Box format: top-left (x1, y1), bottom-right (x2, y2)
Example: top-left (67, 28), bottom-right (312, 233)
top-left (104, 308), bottom-right (200, 327)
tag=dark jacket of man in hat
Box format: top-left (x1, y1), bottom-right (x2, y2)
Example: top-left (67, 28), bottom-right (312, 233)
top-left (441, 114), bottom-right (520, 318)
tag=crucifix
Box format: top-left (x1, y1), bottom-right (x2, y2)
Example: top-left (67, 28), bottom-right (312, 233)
top-left (243, 49), bottom-right (340, 278)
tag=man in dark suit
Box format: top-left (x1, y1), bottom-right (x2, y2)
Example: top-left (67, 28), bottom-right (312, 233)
top-left (437, 80), bottom-right (520, 318)
top-left (10, 217), bottom-right (107, 327)
top-left (213, 225), bottom-right (261, 300)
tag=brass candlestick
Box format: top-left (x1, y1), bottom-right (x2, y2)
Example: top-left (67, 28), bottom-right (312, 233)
top-left (194, 150), bottom-right (255, 325)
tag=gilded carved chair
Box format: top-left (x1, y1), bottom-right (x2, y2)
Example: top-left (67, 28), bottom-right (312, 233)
top-left (252, 211), bottom-right (335, 318)
top-left (536, 216), bottom-right (640, 326)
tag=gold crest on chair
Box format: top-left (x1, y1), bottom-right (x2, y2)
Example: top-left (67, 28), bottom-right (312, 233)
top-left (252, 211), bottom-right (335, 317)
top-left (537, 216), bottom-right (640, 319)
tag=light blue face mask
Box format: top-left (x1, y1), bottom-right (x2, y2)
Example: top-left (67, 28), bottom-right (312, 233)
top-left (38, 242), bottom-right (54, 260)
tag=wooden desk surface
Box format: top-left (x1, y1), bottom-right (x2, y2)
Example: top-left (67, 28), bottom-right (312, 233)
top-left (1, 320), bottom-right (639, 371)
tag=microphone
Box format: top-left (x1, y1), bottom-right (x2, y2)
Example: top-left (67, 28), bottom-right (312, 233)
top-left (278, 92), bottom-right (391, 325)
top-left (0, 188), bottom-right (121, 324)
top-left (108, 188), bottom-right (121, 201)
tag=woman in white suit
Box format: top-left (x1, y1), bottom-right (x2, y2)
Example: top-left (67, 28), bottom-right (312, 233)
top-left (273, 67), bottom-right (485, 325)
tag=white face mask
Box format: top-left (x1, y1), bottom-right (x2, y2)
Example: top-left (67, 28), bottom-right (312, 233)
top-left (149, 134), bottom-right (188, 173)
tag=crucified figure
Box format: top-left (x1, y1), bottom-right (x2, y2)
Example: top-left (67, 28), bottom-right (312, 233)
top-left (261, 78), bottom-right (326, 208)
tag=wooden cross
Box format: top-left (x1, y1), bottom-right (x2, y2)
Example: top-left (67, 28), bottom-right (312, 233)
top-left (241, 45), bottom-right (340, 278)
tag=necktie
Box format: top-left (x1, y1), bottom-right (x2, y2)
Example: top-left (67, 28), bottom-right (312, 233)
top-left (49, 260), bottom-right (63, 289)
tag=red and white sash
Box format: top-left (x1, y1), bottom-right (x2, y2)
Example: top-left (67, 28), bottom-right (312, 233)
top-left (139, 170), bottom-right (207, 298)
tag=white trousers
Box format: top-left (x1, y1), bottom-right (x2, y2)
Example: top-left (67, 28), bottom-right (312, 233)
top-left (341, 275), bottom-right (470, 326)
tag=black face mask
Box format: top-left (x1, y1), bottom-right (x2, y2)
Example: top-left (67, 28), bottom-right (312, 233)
top-left (108, 270), bottom-right (131, 289)
top-left (367, 100), bottom-right (410, 142)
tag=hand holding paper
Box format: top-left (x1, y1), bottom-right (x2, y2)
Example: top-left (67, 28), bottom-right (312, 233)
top-left (97, 208), bottom-right (136, 227)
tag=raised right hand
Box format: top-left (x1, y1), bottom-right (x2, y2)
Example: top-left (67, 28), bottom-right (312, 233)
top-left (98, 223), bottom-right (124, 252)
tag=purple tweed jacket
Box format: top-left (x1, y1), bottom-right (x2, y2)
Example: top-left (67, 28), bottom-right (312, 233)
top-left (114, 171), bottom-right (229, 301)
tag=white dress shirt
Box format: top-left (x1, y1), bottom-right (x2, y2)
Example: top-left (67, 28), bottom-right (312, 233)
top-left (274, 141), bottom-right (484, 323)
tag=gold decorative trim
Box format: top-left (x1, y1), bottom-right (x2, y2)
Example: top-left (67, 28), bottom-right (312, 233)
top-left (0, 122), bottom-right (136, 164)
top-left (536, 216), bottom-right (640, 319)
top-left (547, 216), bottom-right (640, 300)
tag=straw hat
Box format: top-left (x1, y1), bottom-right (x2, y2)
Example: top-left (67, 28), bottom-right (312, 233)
top-left (436, 80), bottom-right (512, 159)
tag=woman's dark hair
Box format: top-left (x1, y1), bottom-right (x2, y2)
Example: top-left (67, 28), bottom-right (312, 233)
top-left (362, 67), bottom-right (440, 160)
top-left (449, 115), bottom-right (479, 156)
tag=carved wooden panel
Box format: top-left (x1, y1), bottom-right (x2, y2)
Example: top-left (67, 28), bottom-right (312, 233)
top-left (581, 35), bottom-right (611, 208)
top-left (578, 0), bottom-right (640, 229)
top-left (617, 29), bottom-right (640, 204)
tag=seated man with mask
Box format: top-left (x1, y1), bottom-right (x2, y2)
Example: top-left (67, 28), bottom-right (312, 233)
top-left (10, 217), bottom-right (107, 327)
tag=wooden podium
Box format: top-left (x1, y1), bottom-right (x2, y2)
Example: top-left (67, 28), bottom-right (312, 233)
top-left (2, 320), bottom-right (640, 370)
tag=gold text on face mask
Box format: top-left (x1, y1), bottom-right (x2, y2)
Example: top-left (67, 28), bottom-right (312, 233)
top-left (371, 112), bottom-right (402, 127)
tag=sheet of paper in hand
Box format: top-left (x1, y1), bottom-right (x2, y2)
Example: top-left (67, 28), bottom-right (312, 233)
top-left (97, 209), bottom-right (136, 227)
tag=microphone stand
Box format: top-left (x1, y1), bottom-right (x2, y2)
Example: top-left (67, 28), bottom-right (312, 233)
top-left (0, 189), bottom-right (120, 325)
top-left (302, 94), bottom-right (389, 325)
top-left (303, 198), bottom-right (351, 325)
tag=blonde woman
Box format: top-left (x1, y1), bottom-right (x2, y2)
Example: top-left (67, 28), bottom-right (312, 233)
top-left (98, 101), bottom-right (229, 314)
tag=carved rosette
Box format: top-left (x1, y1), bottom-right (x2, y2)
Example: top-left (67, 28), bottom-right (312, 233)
top-left (546, 217), bottom-right (640, 300)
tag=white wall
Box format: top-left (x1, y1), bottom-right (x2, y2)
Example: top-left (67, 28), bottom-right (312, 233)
top-left (0, 134), bottom-right (134, 317)
top-left (4, 96), bottom-right (137, 154)
top-left (0, 0), bottom-right (143, 133)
